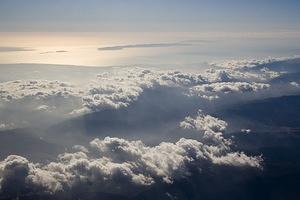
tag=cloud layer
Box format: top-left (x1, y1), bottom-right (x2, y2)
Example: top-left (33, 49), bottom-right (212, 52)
top-left (0, 80), bottom-right (81, 101)
top-left (0, 57), bottom-right (291, 118)
top-left (0, 111), bottom-right (261, 197)
top-left (2, 56), bottom-right (300, 198)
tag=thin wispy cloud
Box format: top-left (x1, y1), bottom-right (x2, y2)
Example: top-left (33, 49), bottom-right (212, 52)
top-left (97, 42), bottom-right (192, 51)
top-left (181, 39), bottom-right (214, 43)
top-left (0, 47), bottom-right (35, 52)
top-left (40, 50), bottom-right (68, 54)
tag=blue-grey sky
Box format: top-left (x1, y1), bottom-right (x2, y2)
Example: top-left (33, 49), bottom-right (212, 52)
top-left (1, 0), bottom-right (300, 32)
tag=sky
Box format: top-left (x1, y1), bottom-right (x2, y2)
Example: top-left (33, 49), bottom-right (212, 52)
top-left (0, 0), bottom-right (300, 67)
top-left (1, 0), bottom-right (300, 32)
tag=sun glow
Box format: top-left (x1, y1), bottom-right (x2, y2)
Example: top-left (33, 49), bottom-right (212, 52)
top-left (1, 31), bottom-right (300, 67)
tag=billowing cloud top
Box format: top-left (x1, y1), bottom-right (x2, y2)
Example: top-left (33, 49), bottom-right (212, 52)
top-left (0, 57), bottom-right (280, 116)
top-left (0, 111), bottom-right (262, 195)
top-left (0, 80), bottom-right (82, 101)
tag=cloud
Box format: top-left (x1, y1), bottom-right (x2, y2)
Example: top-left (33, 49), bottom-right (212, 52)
top-left (0, 134), bottom-right (261, 196)
top-left (80, 66), bottom-right (274, 112)
top-left (0, 56), bottom-right (299, 199)
top-left (0, 80), bottom-right (84, 121)
top-left (0, 155), bottom-right (31, 194)
top-left (209, 56), bottom-right (300, 70)
top-left (0, 80), bottom-right (82, 102)
top-left (290, 81), bottom-right (300, 88)
top-left (35, 104), bottom-right (57, 112)
top-left (0, 56), bottom-right (296, 122)
top-left (73, 69), bottom-right (208, 113)
top-left (98, 42), bottom-right (191, 51)
top-left (0, 59), bottom-right (284, 117)
top-left (189, 82), bottom-right (270, 100)
top-left (3, 57), bottom-right (295, 198)
top-left (0, 122), bottom-right (15, 130)
top-left (0, 110), bottom-right (262, 198)
top-left (0, 47), bottom-right (35, 52)
top-left (241, 129), bottom-right (251, 134)
top-left (180, 110), bottom-right (228, 145)
top-left (204, 68), bottom-right (279, 83)
top-left (40, 50), bottom-right (68, 54)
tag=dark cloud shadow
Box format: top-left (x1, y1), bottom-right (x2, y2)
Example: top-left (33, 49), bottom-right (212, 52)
top-left (0, 128), bottom-right (65, 162)
top-left (47, 86), bottom-right (210, 146)
top-left (217, 95), bottom-right (300, 132)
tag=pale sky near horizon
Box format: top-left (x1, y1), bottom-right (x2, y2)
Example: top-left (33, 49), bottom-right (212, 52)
top-left (0, 0), bottom-right (300, 67)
